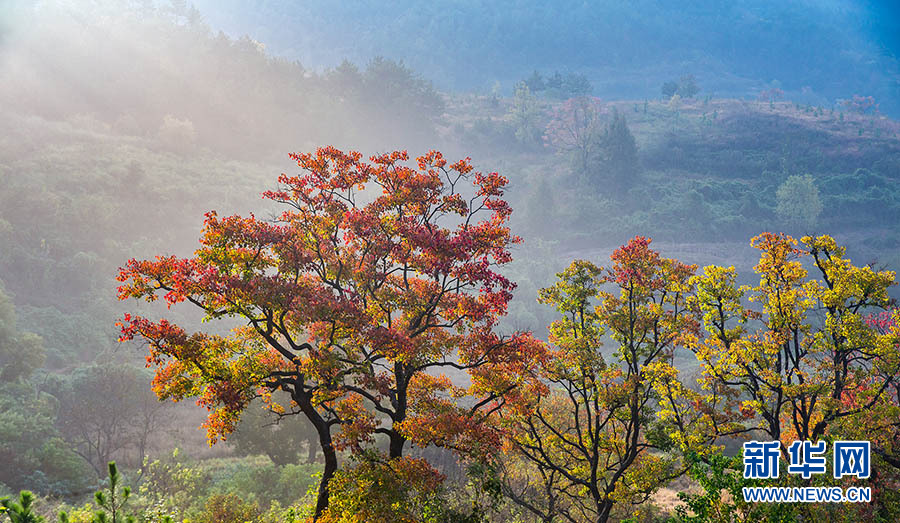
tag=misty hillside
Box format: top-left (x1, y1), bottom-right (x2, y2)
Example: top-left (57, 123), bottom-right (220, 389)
top-left (1, 1), bottom-right (900, 521)
top-left (1, 0), bottom-right (898, 365)
top-left (194, 0), bottom-right (900, 115)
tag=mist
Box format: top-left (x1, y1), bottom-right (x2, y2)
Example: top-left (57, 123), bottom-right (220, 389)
top-left (1, 1), bottom-right (899, 521)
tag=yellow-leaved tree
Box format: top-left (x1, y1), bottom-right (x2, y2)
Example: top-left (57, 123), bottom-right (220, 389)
top-left (692, 233), bottom-right (900, 450)
top-left (498, 238), bottom-right (726, 523)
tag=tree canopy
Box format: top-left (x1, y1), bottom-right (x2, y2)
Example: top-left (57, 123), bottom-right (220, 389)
top-left (116, 146), bottom-right (545, 519)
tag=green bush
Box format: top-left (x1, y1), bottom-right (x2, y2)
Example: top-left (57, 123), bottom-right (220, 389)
top-left (136, 449), bottom-right (209, 520)
top-left (194, 494), bottom-right (259, 523)
top-left (210, 461), bottom-right (317, 509)
top-left (776, 173), bottom-right (823, 229)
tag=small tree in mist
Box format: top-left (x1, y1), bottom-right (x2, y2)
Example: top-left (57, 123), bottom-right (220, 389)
top-left (758, 87), bottom-right (785, 107)
top-left (662, 81), bottom-right (679, 99)
top-left (510, 82), bottom-right (543, 146)
top-left (841, 94), bottom-right (878, 115)
top-left (601, 109), bottom-right (639, 192)
top-left (524, 71), bottom-right (592, 99)
top-left (662, 75), bottom-right (699, 99)
top-left (358, 57), bottom-right (445, 143)
top-left (544, 96), bottom-right (607, 174)
top-left (47, 364), bottom-right (164, 477)
top-left (524, 70), bottom-right (546, 93)
top-left (523, 179), bottom-right (560, 238)
top-left (776, 174), bottom-right (823, 230)
top-left (677, 74), bottom-right (699, 99)
top-left (668, 93), bottom-right (683, 128)
top-left (545, 104), bottom-right (639, 191)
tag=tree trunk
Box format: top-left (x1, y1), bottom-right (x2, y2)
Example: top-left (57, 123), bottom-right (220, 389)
top-left (295, 385), bottom-right (337, 521)
top-left (388, 430), bottom-right (406, 459)
top-left (313, 422), bottom-right (337, 521)
top-left (389, 363), bottom-right (408, 459)
top-left (597, 499), bottom-right (613, 523)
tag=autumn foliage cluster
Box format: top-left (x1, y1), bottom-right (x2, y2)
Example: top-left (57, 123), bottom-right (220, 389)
top-left (116, 147), bottom-right (544, 520)
top-left (116, 147), bottom-right (900, 522)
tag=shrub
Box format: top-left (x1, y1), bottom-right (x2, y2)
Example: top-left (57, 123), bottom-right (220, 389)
top-left (210, 461), bottom-right (317, 509)
top-left (136, 449), bottom-right (209, 519)
top-left (194, 494), bottom-right (259, 523)
top-left (661, 81), bottom-right (679, 98)
top-left (319, 454), bottom-right (448, 523)
top-left (662, 76), bottom-right (700, 99)
top-left (776, 174), bottom-right (823, 229)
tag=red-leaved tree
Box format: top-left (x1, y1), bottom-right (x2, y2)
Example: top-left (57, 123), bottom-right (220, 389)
top-left (116, 147), bottom-right (545, 519)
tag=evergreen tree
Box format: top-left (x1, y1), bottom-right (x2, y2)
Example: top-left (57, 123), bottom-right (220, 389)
top-left (602, 109), bottom-right (639, 192)
top-left (91, 462), bottom-right (135, 523)
top-left (0, 491), bottom-right (44, 523)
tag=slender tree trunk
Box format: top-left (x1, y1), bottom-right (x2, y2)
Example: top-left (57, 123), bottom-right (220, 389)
top-left (313, 420), bottom-right (337, 521)
top-left (316, 440), bottom-right (337, 520)
top-left (295, 385), bottom-right (337, 521)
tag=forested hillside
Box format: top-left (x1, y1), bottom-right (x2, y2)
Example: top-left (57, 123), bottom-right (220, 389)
top-left (1, 1), bottom-right (899, 522)
top-left (194, 0), bottom-right (900, 115)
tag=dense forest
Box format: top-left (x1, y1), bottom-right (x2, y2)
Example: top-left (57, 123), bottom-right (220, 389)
top-left (1, 1), bottom-right (899, 522)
